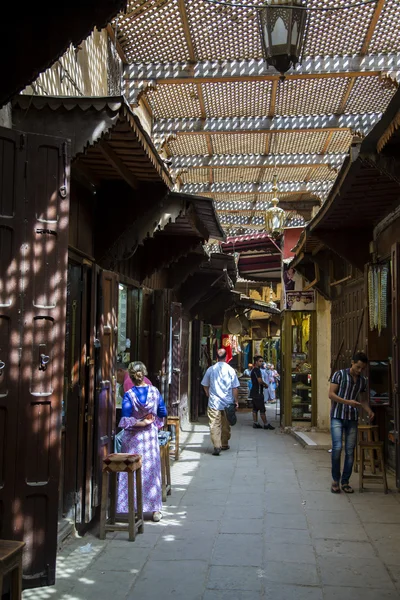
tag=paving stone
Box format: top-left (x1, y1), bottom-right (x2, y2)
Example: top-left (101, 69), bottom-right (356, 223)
top-left (264, 512), bottom-right (308, 530)
top-left (90, 545), bottom-right (152, 572)
top-left (151, 534), bottom-right (215, 561)
top-left (323, 587), bottom-right (400, 600)
top-left (212, 533), bottom-right (263, 567)
top-left (264, 583), bottom-right (324, 600)
top-left (317, 556), bottom-right (395, 589)
top-left (70, 569), bottom-right (137, 600)
top-left (207, 565), bottom-right (263, 592)
top-left (220, 518), bottom-right (264, 535)
top-left (265, 499), bottom-right (306, 515)
top-left (203, 590), bottom-right (261, 600)
top-left (305, 508), bottom-right (357, 526)
top-left (310, 522), bottom-right (368, 542)
top-left (265, 542), bottom-right (316, 565)
top-left (373, 539), bottom-right (400, 566)
top-left (262, 560), bottom-right (320, 586)
top-left (314, 539), bottom-right (376, 559)
top-left (127, 559), bottom-right (208, 600)
top-left (264, 526), bottom-right (312, 546)
top-left (224, 505), bottom-right (265, 520)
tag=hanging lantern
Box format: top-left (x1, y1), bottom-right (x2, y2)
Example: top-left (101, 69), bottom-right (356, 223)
top-left (265, 174), bottom-right (285, 238)
top-left (259, 0), bottom-right (307, 75)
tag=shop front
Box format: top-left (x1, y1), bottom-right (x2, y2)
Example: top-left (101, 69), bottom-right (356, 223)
top-left (291, 86), bottom-right (400, 486)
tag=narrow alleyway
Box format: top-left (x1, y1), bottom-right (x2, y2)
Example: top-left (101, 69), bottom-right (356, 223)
top-left (24, 410), bottom-right (400, 600)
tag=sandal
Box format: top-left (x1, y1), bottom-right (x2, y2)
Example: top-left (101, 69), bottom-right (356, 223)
top-left (331, 483), bottom-right (341, 494)
top-left (221, 445), bottom-right (230, 451)
top-left (341, 484), bottom-right (354, 494)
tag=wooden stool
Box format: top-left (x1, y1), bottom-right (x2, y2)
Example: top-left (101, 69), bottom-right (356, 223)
top-left (158, 431), bottom-right (172, 502)
top-left (167, 415), bottom-right (180, 461)
top-left (0, 540), bottom-right (25, 600)
top-left (354, 425), bottom-right (380, 473)
top-left (99, 453), bottom-right (144, 542)
top-left (359, 441), bottom-right (388, 493)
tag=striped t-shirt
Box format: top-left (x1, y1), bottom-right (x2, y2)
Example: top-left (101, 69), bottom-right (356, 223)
top-left (330, 368), bottom-right (367, 421)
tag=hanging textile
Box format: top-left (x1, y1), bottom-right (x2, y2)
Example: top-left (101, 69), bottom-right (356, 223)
top-left (222, 334), bottom-right (233, 362)
top-left (368, 264), bottom-right (389, 335)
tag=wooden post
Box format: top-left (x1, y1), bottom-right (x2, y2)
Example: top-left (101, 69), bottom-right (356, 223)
top-left (127, 471), bottom-right (135, 541)
top-left (99, 473), bottom-right (108, 540)
top-left (136, 468), bottom-right (144, 534)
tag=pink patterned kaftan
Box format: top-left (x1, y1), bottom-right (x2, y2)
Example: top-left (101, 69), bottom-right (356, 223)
top-left (116, 386), bottom-right (164, 514)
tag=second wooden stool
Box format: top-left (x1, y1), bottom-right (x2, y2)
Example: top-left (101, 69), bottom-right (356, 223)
top-left (355, 424), bottom-right (379, 473)
top-left (359, 441), bottom-right (388, 493)
top-left (158, 431), bottom-right (172, 502)
top-left (99, 453), bottom-right (144, 542)
top-left (0, 540), bottom-right (25, 600)
top-left (166, 415), bottom-right (180, 461)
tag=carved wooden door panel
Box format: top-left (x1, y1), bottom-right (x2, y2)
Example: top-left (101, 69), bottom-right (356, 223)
top-left (391, 243), bottom-right (400, 489)
top-left (92, 269), bottom-right (118, 507)
top-left (169, 302), bottom-right (182, 416)
top-left (10, 130), bottom-right (69, 587)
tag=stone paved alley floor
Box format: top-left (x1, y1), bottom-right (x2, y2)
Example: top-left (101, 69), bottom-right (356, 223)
top-left (24, 408), bottom-right (400, 600)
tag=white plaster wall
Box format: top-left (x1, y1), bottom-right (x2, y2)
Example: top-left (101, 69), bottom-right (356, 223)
top-left (0, 104), bottom-right (12, 128)
top-left (316, 293), bottom-right (331, 430)
top-left (22, 28), bottom-right (109, 97)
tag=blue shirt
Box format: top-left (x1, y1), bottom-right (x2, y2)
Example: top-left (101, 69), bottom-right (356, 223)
top-left (201, 362), bottom-right (240, 410)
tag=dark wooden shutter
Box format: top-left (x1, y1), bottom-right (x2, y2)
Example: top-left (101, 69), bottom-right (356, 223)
top-left (151, 290), bottom-right (169, 393)
top-left (169, 302), bottom-right (182, 416)
top-left (0, 128), bottom-right (26, 552)
top-left (92, 269), bottom-right (118, 507)
top-left (12, 131), bottom-right (69, 587)
top-left (391, 243), bottom-right (400, 489)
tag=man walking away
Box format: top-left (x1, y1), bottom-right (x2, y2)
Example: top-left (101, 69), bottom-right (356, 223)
top-left (251, 356), bottom-right (275, 430)
top-left (202, 348), bottom-right (240, 456)
top-left (329, 352), bottom-right (374, 494)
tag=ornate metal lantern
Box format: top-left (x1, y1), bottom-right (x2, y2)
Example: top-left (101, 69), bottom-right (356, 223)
top-left (265, 174), bottom-right (286, 238)
top-left (259, 0), bottom-right (307, 75)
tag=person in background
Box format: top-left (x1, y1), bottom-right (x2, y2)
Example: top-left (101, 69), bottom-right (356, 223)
top-left (117, 361), bottom-right (167, 522)
top-left (250, 356), bottom-right (275, 430)
top-left (268, 364), bottom-right (280, 404)
top-left (202, 348), bottom-right (240, 456)
top-left (243, 363), bottom-right (253, 377)
top-left (329, 352), bottom-right (374, 494)
top-left (116, 361), bottom-right (152, 400)
top-left (261, 362), bottom-right (270, 404)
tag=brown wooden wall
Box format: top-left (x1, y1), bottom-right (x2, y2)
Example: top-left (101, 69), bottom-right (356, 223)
top-left (331, 275), bottom-right (366, 372)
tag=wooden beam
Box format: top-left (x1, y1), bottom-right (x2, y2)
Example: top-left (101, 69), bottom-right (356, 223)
top-left (171, 153), bottom-right (344, 169)
top-left (152, 113), bottom-right (380, 135)
top-left (361, 0), bottom-right (386, 55)
top-left (209, 167), bottom-right (213, 185)
top-left (99, 141), bottom-right (138, 189)
top-left (126, 53), bottom-right (400, 80)
top-left (206, 133), bottom-right (214, 156)
top-left (177, 0), bottom-right (196, 61)
top-left (338, 77), bottom-right (356, 114)
top-left (106, 24), bottom-right (128, 64)
top-left (181, 181), bottom-right (332, 194)
top-left (197, 83), bottom-right (206, 119)
top-left (321, 131), bottom-right (334, 154)
top-left (265, 135), bottom-right (270, 155)
top-left (269, 80), bottom-right (278, 118)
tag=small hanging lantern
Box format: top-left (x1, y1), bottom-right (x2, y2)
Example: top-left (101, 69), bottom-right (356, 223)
top-left (259, 0), bottom-right (307, 75)
top-left (265, 174), bottom-right (285, 238)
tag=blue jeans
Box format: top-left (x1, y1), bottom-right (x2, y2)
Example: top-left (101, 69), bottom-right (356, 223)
top-left (331, 418), bottom-right (358, 484)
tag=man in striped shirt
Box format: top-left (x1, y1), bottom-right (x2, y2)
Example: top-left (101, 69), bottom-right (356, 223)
top-left (329, 352), bottom-right (374, 494)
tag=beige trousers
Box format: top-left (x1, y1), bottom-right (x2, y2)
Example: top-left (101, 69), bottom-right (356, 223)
top-left (208, 407), bottom-right (231, 449)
